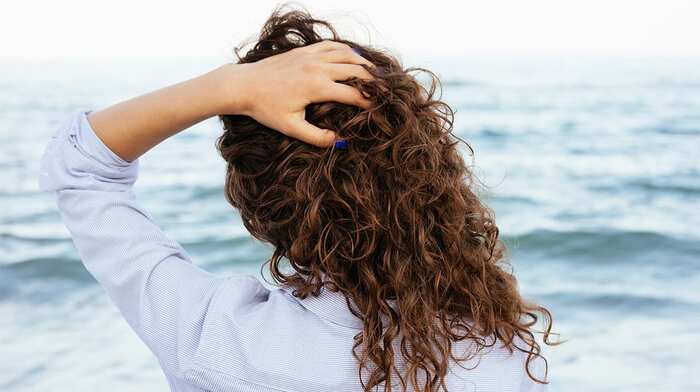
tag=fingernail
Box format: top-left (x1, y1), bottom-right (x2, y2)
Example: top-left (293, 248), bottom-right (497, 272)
top-left (334, 139), bottom-right (348, 150)
top-left (351, 47), bottom-right (362, 55)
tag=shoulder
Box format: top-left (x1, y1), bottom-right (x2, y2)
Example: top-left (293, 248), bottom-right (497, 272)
top-left (511, 334), bottom-right (551, 392)
top-left (446, 333), bottom-right (551, 391)
top-left (213, 274), bottom-right (270, 310)
top-left (518, 352), bottom-right (550, 392)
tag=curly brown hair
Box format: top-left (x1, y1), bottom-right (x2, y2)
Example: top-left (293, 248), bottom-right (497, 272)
top-left (217, 6), bottom-right (556, 392)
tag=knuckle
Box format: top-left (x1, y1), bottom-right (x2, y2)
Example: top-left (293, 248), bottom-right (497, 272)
top-left (310, 74), bottom-right (329, 89)
top-left (317, 40), bottom-right (334, 50)
top-left (293, 45), bottom-right (312, 56)
top-left (335, 47), bottom-right (354, 60)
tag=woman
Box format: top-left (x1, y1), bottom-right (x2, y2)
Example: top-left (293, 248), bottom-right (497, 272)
top-left (39, 8), bottom-right (555, 392)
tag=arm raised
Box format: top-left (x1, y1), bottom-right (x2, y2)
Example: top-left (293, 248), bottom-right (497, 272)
top-left (88, 40), bottom-right (374, 162)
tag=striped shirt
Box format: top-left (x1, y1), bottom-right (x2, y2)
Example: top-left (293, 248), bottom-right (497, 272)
top-left (38, 110), bottom-right (548, 392)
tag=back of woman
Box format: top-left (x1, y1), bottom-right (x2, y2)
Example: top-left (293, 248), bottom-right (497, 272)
top-left (180, 274), bottom-right (546, 392)
top-left (211, 9), bottom-right (555, 392)
top-left (39, 6), bottom-right (555, 392)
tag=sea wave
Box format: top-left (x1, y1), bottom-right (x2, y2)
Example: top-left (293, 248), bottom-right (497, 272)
top-left (503, 229), bottom-right (700, 264)
top-left (540, 290), bottom-right (699, 313)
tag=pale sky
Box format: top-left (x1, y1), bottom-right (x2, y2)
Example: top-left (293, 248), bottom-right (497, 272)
top-left (2, 0), bottom-right (699, 59)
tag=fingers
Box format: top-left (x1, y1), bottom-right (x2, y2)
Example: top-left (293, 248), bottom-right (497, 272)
top-left (284, 117), bottom-right (339, 147)
top-left (304, 40), bottom-right (352, 53)
top-left (317, 83), bottom-right (371, 109)
top-left (321, 48), bottom-right (374, 67)
top-left (304, 40), bottom-right (374, 68)
top-left (323, 63), bottom-right (374, 82)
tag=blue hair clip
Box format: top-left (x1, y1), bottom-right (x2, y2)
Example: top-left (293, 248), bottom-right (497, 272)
top-left (334, 139), bottom-right (348, 150)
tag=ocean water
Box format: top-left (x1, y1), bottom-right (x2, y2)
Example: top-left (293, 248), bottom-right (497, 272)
top-left (1, 56), bottom-right (698, 391)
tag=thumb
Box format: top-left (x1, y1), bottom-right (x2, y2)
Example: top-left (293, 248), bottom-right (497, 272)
top-left (285, 117), bottom-right (339, 148)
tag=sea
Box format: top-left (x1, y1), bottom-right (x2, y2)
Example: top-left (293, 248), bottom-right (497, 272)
top-left (1, 55), bottom-right (698, 391)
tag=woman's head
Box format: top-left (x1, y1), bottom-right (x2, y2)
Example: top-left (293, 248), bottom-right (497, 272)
top-left (217, 6), bottom-right (554, 392)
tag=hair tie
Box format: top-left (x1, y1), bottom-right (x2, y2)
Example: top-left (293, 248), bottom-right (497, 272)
top-left (334, 139), bottom-right (348, 150)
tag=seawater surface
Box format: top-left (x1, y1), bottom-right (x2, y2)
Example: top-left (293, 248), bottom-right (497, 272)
top-left (1, 56), bottom-right (698, 391)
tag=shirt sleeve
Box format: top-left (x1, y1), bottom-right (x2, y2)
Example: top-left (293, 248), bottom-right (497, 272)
top-left (38, 109), bottom-right (227, 374)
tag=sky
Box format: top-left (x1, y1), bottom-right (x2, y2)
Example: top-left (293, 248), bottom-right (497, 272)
top-left (2, 0), bottom-right (699, 60)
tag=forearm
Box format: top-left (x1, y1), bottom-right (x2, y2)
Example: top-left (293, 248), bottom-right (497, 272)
top-left (87, 65), bottom-right (237, 162)
top-left (84, 40), bottom-right (373, 161)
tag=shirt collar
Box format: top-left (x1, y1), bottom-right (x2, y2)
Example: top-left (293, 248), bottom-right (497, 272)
top-left (279, 282), bottom-right (365, 329)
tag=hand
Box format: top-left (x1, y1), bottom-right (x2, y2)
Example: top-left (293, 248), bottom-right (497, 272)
top-left (218, 40), bottom-right (374, 147)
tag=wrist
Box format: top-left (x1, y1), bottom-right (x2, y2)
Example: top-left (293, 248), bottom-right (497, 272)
top-left (207, 63), bottom-right (253, 116)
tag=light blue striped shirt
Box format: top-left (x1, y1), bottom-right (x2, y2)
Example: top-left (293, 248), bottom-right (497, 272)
top-left (38, 110), bottom-right (548, 392)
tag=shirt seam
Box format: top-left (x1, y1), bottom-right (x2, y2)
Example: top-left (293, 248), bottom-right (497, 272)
top-left (277, 291), bottom-right (363, 330)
